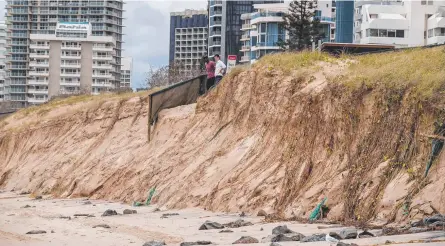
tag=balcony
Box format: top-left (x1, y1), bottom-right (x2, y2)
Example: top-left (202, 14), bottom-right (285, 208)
top-left (28, 97), bottom-right (47, 104)
top-left (210, 0), bottom-right (223, 6)
top-left (29, 53), bottom-right (49, 59)
top-left (92, 82), bottom-right (113, 87)
top-left (210, 31), bottom-right (221, 36)
top-left (210, 20), bottom-right (222, 26)
top-left (241, 35), bottom-right (250, 41)
top-left (30, 44), bottom-right (49, 49)
top-left (93, 46), bottom-right (114, 52)
top-left (28, 89), bottom-right (48, 95)
top-left (60, 81), bottom-right (80, 86)
top-left (210, 10), bottom-right (222, 16)
top-left (29, 71), bottom-right (49, 77)
top-left (314, 16), bottom-right (335, 24)
top-left (241, 24), bottom-right (252, 30)
top-left (7, 73), bottom-right (27, 78)
top-left (240, 45), bottom-right (251, 51)
top-left (93, 55), bottom-right (113, 61)
top-left (61, 55), bottom-right (80, 60)
top-left (28, 79), bottom-right (48, 85)
top-left (29, 62), bottom-right (49, 67)
top-left (61, 46), bottom-right (81, 51)
top-left (61, 63), bottom-right (81, 68)
top-left (6, 57), bottom-right (27, 62)
top-left (93, 64), bottom-right (113, 70)
top-left (92, 73), bottom-right (113, 79)
top-left (60, 72), bottom-right (81, 77)
top-left (209, 40), bottom-right (221, 47)
top-left (7, 64), bottom-right (27, 69)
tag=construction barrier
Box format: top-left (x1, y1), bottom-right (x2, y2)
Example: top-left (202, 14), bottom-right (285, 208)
top-left (147, 75), bottom-right (207, 141)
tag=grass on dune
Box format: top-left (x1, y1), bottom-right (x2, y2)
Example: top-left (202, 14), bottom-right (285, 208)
top-left (252, 46), bottom-right (445, 102)
top-left (255, 50), bottom-right (333, 73)
top-left (17, 89), bottom-right (160, 117)
top-left (339, 47), bottom-right (445, 101)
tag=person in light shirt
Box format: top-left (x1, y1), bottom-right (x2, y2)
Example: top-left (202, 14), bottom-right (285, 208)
top-left (214, 54), bottom-right (226, 85)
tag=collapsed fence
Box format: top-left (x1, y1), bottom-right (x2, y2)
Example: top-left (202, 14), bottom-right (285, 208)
top-left (147, 75), bottom-right (207, 141)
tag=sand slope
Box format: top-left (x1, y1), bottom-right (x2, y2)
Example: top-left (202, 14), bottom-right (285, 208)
top-left (1, 54), bottom-right (445, 225)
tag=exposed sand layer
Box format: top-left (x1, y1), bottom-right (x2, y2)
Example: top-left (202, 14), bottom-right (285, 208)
top-left (1, 191), bottom-right (444, 246)
top-left (0, 55), bottom-right (445, 225)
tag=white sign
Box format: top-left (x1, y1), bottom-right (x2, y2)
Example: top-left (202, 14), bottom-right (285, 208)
top-left (227, 55), bottom-right (237, 73)
top-left (56, 22), bottom-right (89, 31)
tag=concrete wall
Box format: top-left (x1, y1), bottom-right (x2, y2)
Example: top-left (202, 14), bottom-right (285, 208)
top-left (48, 41), bottom-right (61, 99)
top-left (80, 42), bottom-right (93, 93)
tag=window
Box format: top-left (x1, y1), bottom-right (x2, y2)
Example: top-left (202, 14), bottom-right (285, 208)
top-left (379, 29), bottom-right (388, 37)
top-left (396, 30), bottom-right (404, 38)
top-left (421, 0), bottom-right (426, 5)
top-left (315, 10), bottom-right (321, 17)
top-left (260, 23), bottom-right (266, 33)
top-left (388, 30), bottom-right (396, 37)
top-left (370, 29), bottom-right (378, 37)
top-left (428, 29), bottom-right (434, 38)
top-left (428, 0), bottom-right (433, 5)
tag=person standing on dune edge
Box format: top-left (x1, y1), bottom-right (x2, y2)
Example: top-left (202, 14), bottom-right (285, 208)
top-left (214, 54), bottom-right (226, 85)
top-left (204, 56), bottom-right (215, 91)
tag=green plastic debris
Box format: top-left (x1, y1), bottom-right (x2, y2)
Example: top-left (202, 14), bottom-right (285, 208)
top-left (145, 186), bottom-right (156, 205)
top-left (309, 197), bottom-right (327, 221)
top-left (132, 186), bottom-right (157, 207)
top-left (133, 201), bottom-right (143, 207)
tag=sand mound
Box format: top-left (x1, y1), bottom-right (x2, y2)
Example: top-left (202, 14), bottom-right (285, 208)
top-left (1, 48), bottom-right (445, 225)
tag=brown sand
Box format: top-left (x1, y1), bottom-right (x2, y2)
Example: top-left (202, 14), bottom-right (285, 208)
top-left (0, 62), bottom-right (444, 226)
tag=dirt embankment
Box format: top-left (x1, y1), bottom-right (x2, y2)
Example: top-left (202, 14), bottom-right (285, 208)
top-left (1, 49), bottom-right (445, 226)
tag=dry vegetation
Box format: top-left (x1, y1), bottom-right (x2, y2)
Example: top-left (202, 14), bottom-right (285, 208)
top-left (339, 47), bottom-right (445, 102)
top-left (15, 89), bottom-right (159, 118)
top-left (255, 46), bottom-right (445, 103)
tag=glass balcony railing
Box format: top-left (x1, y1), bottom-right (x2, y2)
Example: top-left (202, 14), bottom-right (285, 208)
top-left (251, 12), bottom-right (284, 20)
top-left (314, 16), bottom-right (334, 22)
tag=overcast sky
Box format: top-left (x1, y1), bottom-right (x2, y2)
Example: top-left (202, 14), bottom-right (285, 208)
top-left (0, 0), bottom-right (207, 88)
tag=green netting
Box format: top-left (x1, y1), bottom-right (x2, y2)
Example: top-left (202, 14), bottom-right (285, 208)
top-left (145, 186), bottom-right (157, 205)
top-left (309, 197), bottom-right (327, 221)
top-left (425, 122), bottom-right (445, 177)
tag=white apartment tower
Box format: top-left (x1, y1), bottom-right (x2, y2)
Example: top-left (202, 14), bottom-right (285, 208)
top-left (354, 0), bottom-right (445, 47)
top-left (5, 0), bottom-right (124, 108)
top-left (0, 22), bottom-right (6, 102)
top-left (120, 56), bottom-right (131, 88)
top-left (27, 22), bottom-right (116, 104)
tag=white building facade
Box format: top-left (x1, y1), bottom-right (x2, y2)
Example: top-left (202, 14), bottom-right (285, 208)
top-left (355, 0), bottom-right (445, 47)
top-left (28, 22), bottom-right (116, 105)
top-left (0, 22), bottom-right (6, 102)
top-left (5, 0), bottom-right (124, 108)
top-left (120, 56), bottom-right (132, 88)
top-left (240, 2), bottom-right (336, 64)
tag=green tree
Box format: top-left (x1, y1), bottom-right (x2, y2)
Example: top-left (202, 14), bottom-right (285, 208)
top-left (280, 0), bottom-right (324, 51)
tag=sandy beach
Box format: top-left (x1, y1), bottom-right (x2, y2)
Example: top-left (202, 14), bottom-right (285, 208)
top-left (1, 191), bottom-right (444, 246)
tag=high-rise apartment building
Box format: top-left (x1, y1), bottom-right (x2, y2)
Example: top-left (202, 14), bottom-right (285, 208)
top-left (208, 0), bottom-right (283, 63)
top-left (120, 56), bottom-right (132, 88)
top-left (239, 1), bottom-right (336, 64)
top-left (354, 0), bottom-right (445, 47)
top-left (26, 22), bottom-right (116, 104)
top-left (169, 9), bottom-right (208, 73)
top-left (335, 0), bottom-right (354, 43)
top-left (0, 22), bottom-right (6, 102)
top-left (5, 0), bottom-right (124, 108)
